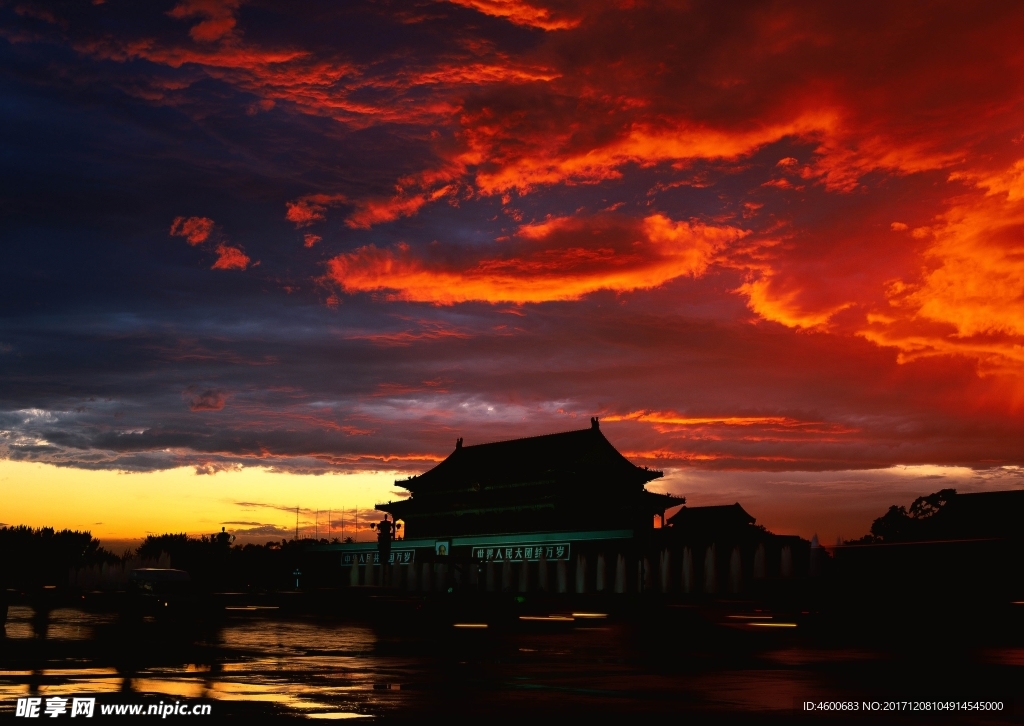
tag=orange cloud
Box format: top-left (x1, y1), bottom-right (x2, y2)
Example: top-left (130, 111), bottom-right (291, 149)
top-left (471, 113), bottom-right (842, 195)
top-left (605, 411), bottom-right (802, 427)
top-left (75, 1), bottom-right (993, 248)
top-left (25, 0), bottom-right (1024, 476)
top-left (430, 2), bottom-right (1024, 230)
top-left (211, 243), bottom-right (250, 270)
top-left (445, 0), bottom-right (580, 31)
top-left (324, 213), bottom-right (746, 304)
top-left (622, 449), bottom-right (803, 466)
top-left (605, 410), bottom-right (856, 436)
top-left (285, 194), bottom-right (347, 227)
top-left (859, 159), bottom-right (1024, 373)
top-left (465, 95), bottom-right (966, 199)
top-left (737, 275), bottom-right (854, 331)
top-left (808, 132), bottom-right (960, 194)
top-left (169, 216), bottom-right (215, 245)
top-left (74, 30), bottom-right (556, 133)
top-left (68, 1), bottom-right (1024, 227)
top-left (343, 166), bottom-right (464, 228)
top-left (80, 37), bottom-right (308, 71)
top-left (346, 191), bottom-right (437, 229)
top-left (303, 234), bottom-right (321, 248)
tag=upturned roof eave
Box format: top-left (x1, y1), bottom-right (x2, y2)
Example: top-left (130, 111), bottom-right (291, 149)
top-left (395, 427), bottom-right (660, 494)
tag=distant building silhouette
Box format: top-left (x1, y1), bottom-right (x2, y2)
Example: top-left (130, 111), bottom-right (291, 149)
top-left (664, 503), bottom-right (811, 593)
top-left (863, 488), bottom-right (1024, 543)
top-left (831, 488), bottom-right (1024, 620)
top-left (927, 490), bottom-right (1024, 540)
top-left (667, 503), bottom-right (756, 534)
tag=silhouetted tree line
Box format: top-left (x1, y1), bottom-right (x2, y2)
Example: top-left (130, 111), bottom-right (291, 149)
top-left (137, 532), bottom-right (339, 590)
top-left (2, 526), bottom-right (343, 591)
top-left (849, 489), bottom-right (957, 544)
top-left (0, 526), bottom-right (120, 588)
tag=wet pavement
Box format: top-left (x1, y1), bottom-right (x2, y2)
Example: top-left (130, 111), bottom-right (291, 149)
top-left (1, 603), bottom-right (1022, 722)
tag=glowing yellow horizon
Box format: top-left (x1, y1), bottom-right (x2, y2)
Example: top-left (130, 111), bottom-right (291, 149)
top-left (0, 459), bottom-right (400, 546)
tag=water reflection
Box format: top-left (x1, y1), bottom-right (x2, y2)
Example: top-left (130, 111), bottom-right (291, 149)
top-left (1, 605), bottom-right (1021, 720)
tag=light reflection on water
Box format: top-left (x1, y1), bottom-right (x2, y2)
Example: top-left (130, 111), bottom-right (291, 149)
top-left (2, 606), bottom-right (1021, 720)
top-left (3, 606), bottom-right (117, 641)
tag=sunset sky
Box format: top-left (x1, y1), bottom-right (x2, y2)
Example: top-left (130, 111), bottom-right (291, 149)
top-left (1, 0), bottom-right (1022, 548)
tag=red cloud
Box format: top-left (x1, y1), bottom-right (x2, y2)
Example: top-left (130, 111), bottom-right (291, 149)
top-left (26, 0), bottom-right (1024, 481)
top-left (169, 216), bottom-right (250, 271)
top-left (94, 2), bottom-right (1024, 378)
top-left (344, 321), bottom-right (472, 347)
top-left (737, 275), bottom-right (854, 332)
top-left (211, 244), bottom-right (250, 270)
top-left (169, 216), bottom-right (214, 245)
top-left (74, 32), bottom-right (553, 132)
top-left (346, 187), bottom-right (451, 229)
top-left (470, 113), bottom-right (844, 196)
top-left (604, 411), bottom-right (856, 437)
top-left (285, 194), bottom-right (347, 227)
top-left (167, 0), bottom-right (244, 43)
top-left (445, 0), bottom-right (580, 31)
top-left (325, 213), bottom-right (746, 304)
top-left (859, 161), bottom-right (1024, 375)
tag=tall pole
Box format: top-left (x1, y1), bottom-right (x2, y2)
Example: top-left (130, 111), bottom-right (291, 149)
top-left (328, 509), bottom-right (331, 540)
top-left (341, 507), bottom-right (345, 541)
top-left (295, 506), bottom-right (299, 541)
top-left (315, 509), bottom-right (318, 540)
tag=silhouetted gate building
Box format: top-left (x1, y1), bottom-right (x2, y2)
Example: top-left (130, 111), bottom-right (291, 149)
top-left (329, 419), bottom-right (680, 592)
top-left (326, 418), bottom-right (811, 595)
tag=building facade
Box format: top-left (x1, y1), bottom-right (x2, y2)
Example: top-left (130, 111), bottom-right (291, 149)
top-left (326, 419), bottom-right (682, 593)
top-left (321, 420), bottom-right (813, 595)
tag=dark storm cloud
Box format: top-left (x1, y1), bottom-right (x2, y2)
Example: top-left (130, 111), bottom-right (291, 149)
top-left (0, 289), bottom-right (1020, 474)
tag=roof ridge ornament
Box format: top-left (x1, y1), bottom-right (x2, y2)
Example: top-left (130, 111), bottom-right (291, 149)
top-left (591, 416), bottom-right (599, 429)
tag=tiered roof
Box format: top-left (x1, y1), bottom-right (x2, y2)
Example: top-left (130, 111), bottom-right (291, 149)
top-left (376, 418), bottom-right (677, 537)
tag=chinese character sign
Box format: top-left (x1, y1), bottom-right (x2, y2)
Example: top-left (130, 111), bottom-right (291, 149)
top-left (342, 550), bottom-right (415, 566)
top-left (472, 543), bottom-right (571, 562)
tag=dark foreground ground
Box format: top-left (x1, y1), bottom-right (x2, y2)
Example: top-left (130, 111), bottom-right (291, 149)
top-left (1, 595), bottom-right (1022, 723)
